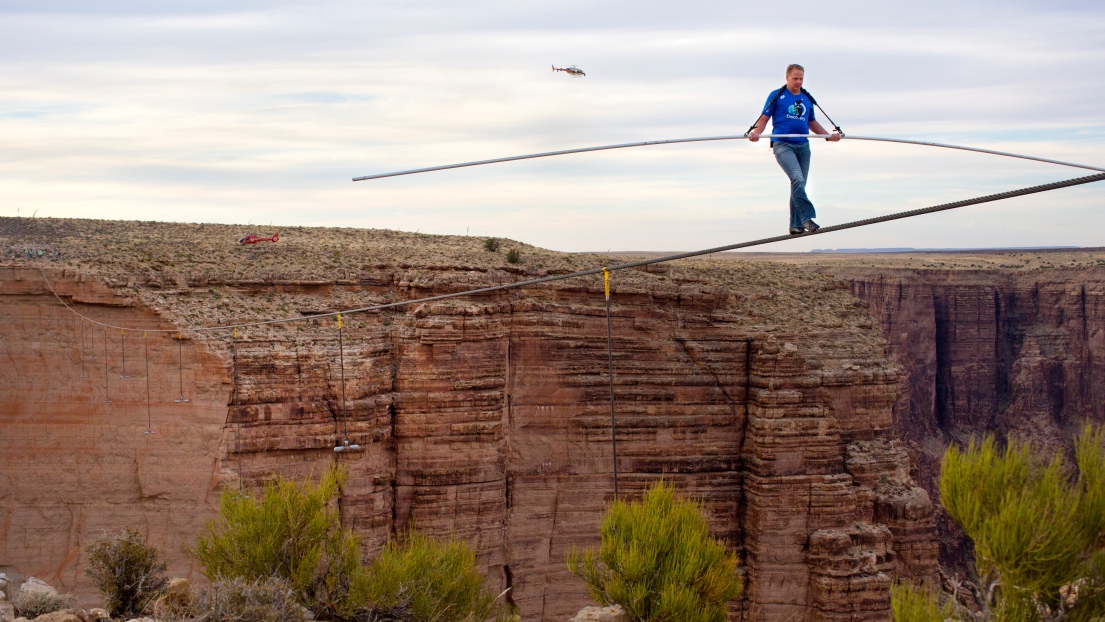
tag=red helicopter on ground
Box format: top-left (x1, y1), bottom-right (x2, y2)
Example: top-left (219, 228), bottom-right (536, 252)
top-left (552, 65), bottom-right (585, 77)
top-left (238, 232), bottom-right (280, 245)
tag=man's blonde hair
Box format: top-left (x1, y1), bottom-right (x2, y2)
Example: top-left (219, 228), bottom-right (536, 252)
top-left (786, 64), bottom-right (805, 76)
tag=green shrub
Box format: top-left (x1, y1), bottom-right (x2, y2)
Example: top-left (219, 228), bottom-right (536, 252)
top-left (191, 467), bottom-right (371, 620)
top-left (364, 531), bottom-right (507, 622)
top-left (940, 422), bottom-right (1105, 621)
top-left (567, 481), bottom-right (742, 622)
top-left (187, 576), bottom-right (305, 622)
top-left (483, 238), bottom-right (500, 252)
top-left (13, 589), bottom-right (76, 618)
top-left (85, 527), bottom-right (169, 618)
top-left (890, 581), bottom-right (955, 622)
top-left (505, 249), bottom-right (520, 264)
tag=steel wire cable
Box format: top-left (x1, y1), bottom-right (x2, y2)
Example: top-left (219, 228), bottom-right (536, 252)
top-left (353, 134), bottom-right (1105, 181)
top-left (35, 171), bottom-right (1105, 334)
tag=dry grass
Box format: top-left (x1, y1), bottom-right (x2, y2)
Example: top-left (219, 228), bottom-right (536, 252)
top-left (185, 577), bottom-right (305, 622)
top-left (13, 590), bottom-right (77, 618)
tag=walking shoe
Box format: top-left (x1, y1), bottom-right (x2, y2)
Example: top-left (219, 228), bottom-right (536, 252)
top-left (804, 220), bottom-right (820, 232)
top-left (789, 226), bottom-right (805, 235)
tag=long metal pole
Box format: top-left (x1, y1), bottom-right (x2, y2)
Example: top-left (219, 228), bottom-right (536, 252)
top-left (353, 134), bottom-right (1105, 181)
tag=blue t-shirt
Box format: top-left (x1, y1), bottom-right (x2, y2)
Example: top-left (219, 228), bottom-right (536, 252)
top-left (762, 88), bottom-right (816, 144)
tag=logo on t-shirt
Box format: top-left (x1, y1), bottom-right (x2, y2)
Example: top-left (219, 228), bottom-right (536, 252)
top-left (786, 100), bottom-right (807, 119)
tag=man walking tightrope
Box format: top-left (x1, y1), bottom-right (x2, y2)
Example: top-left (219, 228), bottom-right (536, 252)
top-left (748, 64), bottom-right (841, 235)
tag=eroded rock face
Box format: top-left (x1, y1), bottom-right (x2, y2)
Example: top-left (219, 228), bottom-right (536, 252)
top-left (832, 267), bottom-right (1105, 572)
top-left (1, 251), bottom-right (936, 621)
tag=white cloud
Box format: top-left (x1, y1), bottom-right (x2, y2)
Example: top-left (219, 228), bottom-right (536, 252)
top-left (1, 0), bottom-right (1103, 251)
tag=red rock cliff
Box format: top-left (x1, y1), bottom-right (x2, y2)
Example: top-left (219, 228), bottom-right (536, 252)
top-left (829, 264), bottom-right (1105, 572)
top-left (1, 219), bottom-right (939, 622)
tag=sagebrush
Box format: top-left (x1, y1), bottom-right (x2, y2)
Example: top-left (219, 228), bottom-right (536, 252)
top-left (567, 481), bottom-right (742, 622)
top-left (191, 467), bottom-right (371, 620)
top-left (890, 582), bottom-right (954, 622)
top-left (85, 527), bottom-right (169, 618)
top-left (13, 590), bottom-right (76, 618)
top-left (920, 422), bottom-right (1105, 622)
top-left (187, 576), bottom-right (305, 622)
top-left (364, 531), bottom-right (509, 622)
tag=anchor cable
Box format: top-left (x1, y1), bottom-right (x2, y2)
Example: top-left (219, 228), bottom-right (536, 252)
top-left (604, 268), bottom-right (619, 500)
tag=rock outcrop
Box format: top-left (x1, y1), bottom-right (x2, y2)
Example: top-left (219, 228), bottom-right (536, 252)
top-left (828, 264), bottom-right (1105, 572)
top-left (0, 218), bottom-right (940, 621)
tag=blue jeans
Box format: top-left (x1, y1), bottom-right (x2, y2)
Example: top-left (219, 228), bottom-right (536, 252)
top-left (773, 142), bottom-right (816, 229)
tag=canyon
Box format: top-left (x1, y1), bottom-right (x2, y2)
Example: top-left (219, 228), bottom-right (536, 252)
top-left (3, 218), bottom-right (1100, 621)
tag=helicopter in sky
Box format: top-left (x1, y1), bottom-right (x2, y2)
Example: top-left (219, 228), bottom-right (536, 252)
top-left (552, 65), bottom-right (585, 77)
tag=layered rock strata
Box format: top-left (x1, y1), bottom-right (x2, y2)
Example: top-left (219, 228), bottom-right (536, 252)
top-left (828, 265), bottom-right (1105, 571)
top-left (0, 218), bottom-right (940, 621)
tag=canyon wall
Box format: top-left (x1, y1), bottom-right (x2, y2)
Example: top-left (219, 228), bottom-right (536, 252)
top-left (0, 263), bottom-right (938, 622)
top-left (829, 266), bottom-right (1105, 571)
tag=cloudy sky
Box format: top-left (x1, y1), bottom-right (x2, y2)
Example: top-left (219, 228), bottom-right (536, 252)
top-left (2, 0), bottom-right (1103, 252)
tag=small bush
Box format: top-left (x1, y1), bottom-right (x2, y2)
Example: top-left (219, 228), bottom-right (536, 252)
top-left (940, 423), bottom-right (1105, 620)
top-left (85, 527), bottom-right (169, 618)
top-left (191, 467), bottom-right (371, 620)
top-left (890, 582), bottom-right (955, 622)
top-left (483, 238), bottom-right (500, 252)
top-left (364, 531), bottom-right (506, 622)
top-left (505, 249), bottom-right (520, 264)
top-left (13, 589), bottom-right (76, 618)
top-left (567, 481), bottom-right (742, 622)
top-left (187, 576), bottom-right (305, 622)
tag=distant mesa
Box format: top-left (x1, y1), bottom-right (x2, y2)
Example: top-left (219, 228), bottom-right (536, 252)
top-left (811, 246), bottom-right (1081, 253)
